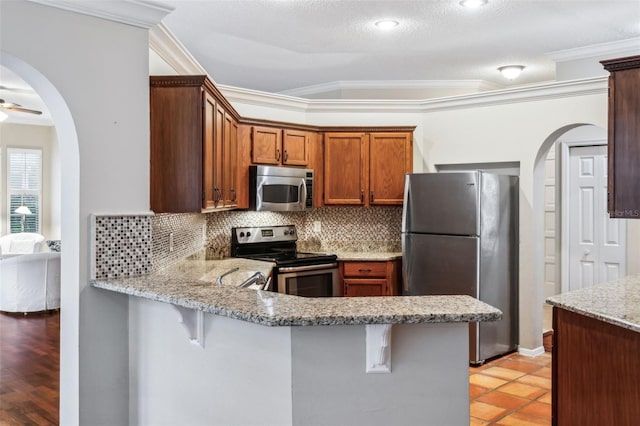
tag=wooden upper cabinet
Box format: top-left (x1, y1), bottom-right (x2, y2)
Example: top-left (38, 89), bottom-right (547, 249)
top-left (601, 55), bottom-right (640, 218)
top-left (369, 132), bottom-right (412, 205)
top-left (324, 133), bottom-right (368, 205)
top-left (324, 131), bottom-right (412, 207)
top-left (224, 117), bottom-right (238, 206)
top-left (252, 126), bottom-right (282, 165)
top-left (150, 75), bottom-right (239, 213)
top-left (251, 126), bottom-right (310, 166)
top-left (202, 91), bottom-right (217, 210)
top-left (282, 129), bottom-right (310, 166)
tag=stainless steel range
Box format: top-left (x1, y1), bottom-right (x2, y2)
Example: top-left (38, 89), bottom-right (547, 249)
top-left (231, 225), bottom-right (339, 297)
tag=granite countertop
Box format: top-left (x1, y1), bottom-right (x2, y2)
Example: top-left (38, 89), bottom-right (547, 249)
top-left (333, 251), bottom-right (402, 261)
top-left (546, 274), bottom-right (640, 333)
top-left (297, 240), bottom-right (402, 261)
top-left (92, 257), bottom-right (501, 327)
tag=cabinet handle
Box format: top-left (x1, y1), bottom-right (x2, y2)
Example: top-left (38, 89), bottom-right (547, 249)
top-left (358, 269), bottom-right (372, 273)
top-left (360, 191), bottom-right (364, 202)
top-left (284, 150), bottom-right (288, 162)
top-left (230, 188), bottom-right (236, 203)
top-left (276, 149), bottom-right (281, 161)
top-left (370, 191), bottom-right (374, 203)
top-left (214, 187), bottom-right (221, 206)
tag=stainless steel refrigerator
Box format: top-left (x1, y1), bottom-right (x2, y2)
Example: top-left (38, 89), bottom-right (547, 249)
top-left (401, 171), bottom-right (518, 364)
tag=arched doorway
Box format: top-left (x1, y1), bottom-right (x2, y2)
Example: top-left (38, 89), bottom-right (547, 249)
top-left (533, 123), bottom-right (633, 343)
top-left (1, 51), bottom-right (80, 423)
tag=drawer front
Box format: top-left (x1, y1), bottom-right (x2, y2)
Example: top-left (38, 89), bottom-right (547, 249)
top-left (343, 261), bottom-right (386, 277)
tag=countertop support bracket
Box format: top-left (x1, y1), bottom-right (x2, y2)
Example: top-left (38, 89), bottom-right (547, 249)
top-left (172, 304), bottom-right (205, 348)
top-left (366, 323), bottom-right (392, 373)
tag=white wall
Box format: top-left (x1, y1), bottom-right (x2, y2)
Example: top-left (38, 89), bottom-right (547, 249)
top-left (0, 122), bottom-right (60, 238)
top-left (1, 1), bottom-right (151, 424)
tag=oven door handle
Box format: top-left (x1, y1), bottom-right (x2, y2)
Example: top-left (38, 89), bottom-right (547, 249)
top-left (278, 262), bottom-right (338, 273)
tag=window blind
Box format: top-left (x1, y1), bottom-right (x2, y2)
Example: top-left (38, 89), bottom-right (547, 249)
top-left (7, 148), bottom-right (42, 234)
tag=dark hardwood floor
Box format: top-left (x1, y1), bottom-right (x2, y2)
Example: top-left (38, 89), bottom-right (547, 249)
top-left (0, 310), bottom-right (59, 425)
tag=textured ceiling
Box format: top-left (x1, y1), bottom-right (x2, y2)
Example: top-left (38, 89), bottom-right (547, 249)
top-left (162, 0), bottom-right (640, 94)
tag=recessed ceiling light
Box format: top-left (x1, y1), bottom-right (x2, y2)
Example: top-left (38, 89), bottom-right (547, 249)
top-left (375, 20), bottom-right (399, 30)
top-left (459, 0), bottom-right (488, 8)
top-left (498, 65), bottom-right (525, 80)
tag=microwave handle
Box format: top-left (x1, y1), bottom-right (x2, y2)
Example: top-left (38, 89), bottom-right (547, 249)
top-left (300, 181), bottom-right (307, 210)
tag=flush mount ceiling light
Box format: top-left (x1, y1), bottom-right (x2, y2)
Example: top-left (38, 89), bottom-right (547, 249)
top-left (374, 20), bottom-right (399, 30)
top-left (459, 0), bottom-right (488, 8)
top-left (498, 65), bottom-right (525, 80)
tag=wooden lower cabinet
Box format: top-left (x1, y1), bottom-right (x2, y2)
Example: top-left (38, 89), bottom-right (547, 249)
top-left (552, 307), bottom-right (640, 425)
top-left (341, 260), bottom-right (401, 297)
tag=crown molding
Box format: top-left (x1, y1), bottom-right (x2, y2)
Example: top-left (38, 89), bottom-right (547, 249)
top-left (27, 0), bottom-right (173, 29)
top-left (149, 23), bottom-right (207, 75)
top-left (219, 85), bottom-right (312, 113)
top-left (416, 77), bottom-right (607, 113)
top-left (219, 77), bottom-right (607, 114)
top-left (546, 38), bottom-right (640, 62)
top-left (278, 79), bottom-right (504, 97)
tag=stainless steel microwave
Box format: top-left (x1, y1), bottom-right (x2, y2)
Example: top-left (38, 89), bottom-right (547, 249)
top-left (249, 165), bottom-right (314, 211)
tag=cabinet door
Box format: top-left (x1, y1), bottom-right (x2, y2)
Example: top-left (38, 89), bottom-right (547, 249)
top-left (607, 65), bottom-right (640, 217)
top-left (212, 103), bottom-right (225, 208)
top-left (221, 113), bottom-right (237, 207)
top-left (324, 133), bottom-right (368, 205)
top-left (202, 91), bottom-right (217, 210)
top-left (282, 129), bottom-right (309, 166)
top-left (369, 132), bottom-right (412, 205)
top-left (344, 279), bottom-right (387, 297)
top-left (252, 126), bottom-right (282, 164)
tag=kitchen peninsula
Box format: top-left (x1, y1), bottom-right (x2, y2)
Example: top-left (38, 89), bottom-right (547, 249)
top-left (546, 275), bottom-right (640, 425)
top-left (93, 255), bottom-right (501, 426)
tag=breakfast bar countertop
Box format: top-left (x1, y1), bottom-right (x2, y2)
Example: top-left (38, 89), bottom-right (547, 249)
top-left (92, 256), bottom-right (501, 327)
top-left (546, 274), bottom-right (640, 333)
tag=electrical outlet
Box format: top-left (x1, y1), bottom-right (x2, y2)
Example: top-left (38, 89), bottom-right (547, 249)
top-left (313, 221), bottom-right (321, 233)
top-left (169, 232), bottom-right (174, 252)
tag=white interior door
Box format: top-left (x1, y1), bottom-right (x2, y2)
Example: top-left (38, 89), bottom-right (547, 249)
top-left (569, 145), bottom-right (626, 291)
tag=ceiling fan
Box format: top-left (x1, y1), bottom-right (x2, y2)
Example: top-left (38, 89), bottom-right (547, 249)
top-left (0, 98), bottom-right (42, 115)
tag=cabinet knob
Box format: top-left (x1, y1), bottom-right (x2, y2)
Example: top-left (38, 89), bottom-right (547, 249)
top-left (276, 149), bottom-right (281, 161)
top-left (230, 189), bottom-right (236, 203)
top-left (358, 269), bottom-right (372, 273)
top-left (284, 150), bottom-right (288, 162)
top-left (370, 191), bottom-right (374, 203)
top-left (360, 191), bottom-right (364, 202)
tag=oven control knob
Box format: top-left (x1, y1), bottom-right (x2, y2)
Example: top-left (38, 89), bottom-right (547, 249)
top-left (283, 230), bottom-right (290, 235)
top-left (246, 232), bottom-right (251, 237)
top-left (290, 229), bottom-right (295, 235)
top-left (239, 232), bottom-right (245, 238)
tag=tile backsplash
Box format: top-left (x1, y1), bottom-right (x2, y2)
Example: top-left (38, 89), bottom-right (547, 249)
top-left (151, 213), bottom-right (206, 271)
top-left (203, 206), bottom-right (402, 258)
top-left (93, 207), bottom-right (402, 277)
top-left (92, 214), bottom-right (152, 279)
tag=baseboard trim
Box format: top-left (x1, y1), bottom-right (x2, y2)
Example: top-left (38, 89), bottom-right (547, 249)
top-left (518, 346), bottom-right (546, 358)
